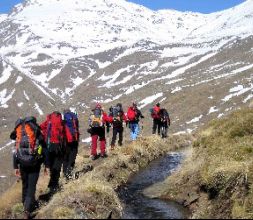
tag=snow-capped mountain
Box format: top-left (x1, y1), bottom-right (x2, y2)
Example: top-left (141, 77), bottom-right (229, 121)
top-left (0, 0), bottom-right (253, 145)
top-left (0, 14), bottom-right (7, 23)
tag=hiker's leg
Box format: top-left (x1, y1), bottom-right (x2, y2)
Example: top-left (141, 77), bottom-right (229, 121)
top-left (164, 122), bottom-right (168, 138)
top-left (111, 127), bottom-right (117, 147)
top-left (69, 142), bottom-right (78, 170)
top-left (49, 153), bottom-right (63, 192)
top-left (99, 128), bottom-right (106, 155)
top-left (132, 123), bottom-right (139, 140)
top-left (164, 127), bottom-right (168, 138)
top-left (157, 120), bottom-right (161, 135)
top-left (20, 168), bottom-right (29, 205)
top-left (118, 127), bottom-right (123, 146)
top-left (152, 119), bottom-right (156, 134)
top-left (62, 145), bottom-right (70, 178)
top-left (91, 134), bottom-right (98, 156)
top-left (136, 124), bottom-right (140, 139)
top-left (129, 123), bottom-right (135, 140)
top-left (24, 170), bottom-right (40, 213)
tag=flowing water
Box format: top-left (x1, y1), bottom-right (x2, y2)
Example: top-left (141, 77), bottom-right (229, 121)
top-left (118, 152), bottom-right (189, 219)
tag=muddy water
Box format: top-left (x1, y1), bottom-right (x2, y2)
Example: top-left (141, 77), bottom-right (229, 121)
top-left (118, 152), bottom-right (189, 219)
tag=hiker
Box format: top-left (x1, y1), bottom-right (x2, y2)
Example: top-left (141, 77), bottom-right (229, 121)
top-left (88, 103), bottom-right (110, 160)
top-left (10, 117), bottom-right (49, 219)
top-left (126, 102), bottom-right (144, 141)
top-left (150, 103), bottom-right (161, 135)
top-left (160, 108), bottom-right (171, 138)
top-left (62, 109), bottom-right (80, 180)
top-left (108, 103), bottom-right (127, 150)
top-left (40, 111), bottom-right (65, 194)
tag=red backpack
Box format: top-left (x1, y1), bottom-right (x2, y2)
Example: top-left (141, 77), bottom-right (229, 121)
top-left (152, 106), bottom-right (161, 119)
top-left (46, 112), bottom-right (64, 145)
top-left (127, 107), bottom-right (136, 121)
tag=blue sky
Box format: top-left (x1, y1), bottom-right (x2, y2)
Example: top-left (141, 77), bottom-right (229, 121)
top-left (127, 0), bottom-right (246, 13)
top-left (0, 0), bottom-right (246, 14)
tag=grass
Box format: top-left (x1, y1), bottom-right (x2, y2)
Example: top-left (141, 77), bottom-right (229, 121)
top-left (154, 108), bottom-right (253, 219)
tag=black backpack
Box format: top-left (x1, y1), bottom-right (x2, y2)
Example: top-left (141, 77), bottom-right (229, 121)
top-left (160, 109), bottom-right (170, 124)
top-left (112, 104), bottom-right (124, 122)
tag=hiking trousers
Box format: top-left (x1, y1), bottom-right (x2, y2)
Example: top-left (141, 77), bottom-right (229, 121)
top-left (90, 127), bottom-right (106, 156)
top-left (129, 122), bottom-right (140, 141)
top-left (111, 127), bottom-right (124, 147)
top-left (20, 165), bottom-right (41, 213)
top-left (152, 119), bottom-right (161, 135)
top-left (63, 141), bottom-right (78, 178)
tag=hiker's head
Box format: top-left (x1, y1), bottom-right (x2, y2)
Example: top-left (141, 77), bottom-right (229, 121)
top-left (156, 103), bottom-right (160, 107)
top-left (116, 103), bottom-right (122, 108)
top-left (96, 103), bottom-right (102, 109)
top-left (63, 109), bottom-right (70, 114)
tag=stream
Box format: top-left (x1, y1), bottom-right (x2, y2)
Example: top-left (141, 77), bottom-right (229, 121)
top-left (118, 151), bottom-right (189, 219)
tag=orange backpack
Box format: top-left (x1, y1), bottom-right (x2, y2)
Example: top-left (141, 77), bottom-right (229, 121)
top-left (15, 117), bottom-right (41, 166)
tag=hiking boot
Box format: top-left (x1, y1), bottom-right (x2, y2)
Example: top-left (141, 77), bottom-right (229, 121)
top-left (118, 142), bottom-right (123, 146)
top-left (24, 211), bottom-right (31, 219)
top-left (90, 155), bottom-right (98, 161)
top-left (100, 153), bottom-right (108, 158)
top-left (110, 145), bottom-right (115, 151)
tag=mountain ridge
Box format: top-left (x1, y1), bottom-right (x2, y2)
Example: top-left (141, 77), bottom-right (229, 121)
top-left (0, 0), bottom-right (252, 142)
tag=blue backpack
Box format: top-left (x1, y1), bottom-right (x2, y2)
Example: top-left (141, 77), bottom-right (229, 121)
top-left (64, 111), bottom-right (79, 142)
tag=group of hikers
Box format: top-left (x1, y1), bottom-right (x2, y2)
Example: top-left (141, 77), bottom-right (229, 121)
top-left (10, 102), bottom-right (170, 219)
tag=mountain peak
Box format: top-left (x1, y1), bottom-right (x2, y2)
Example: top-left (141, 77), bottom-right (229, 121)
top-left (0, 14), bottom-right (7, 23)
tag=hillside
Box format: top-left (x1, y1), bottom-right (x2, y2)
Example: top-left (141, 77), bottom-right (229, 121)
top-left (144, 106), bottom-right (253, 219)
top-left (0, 0), bottom-right (252, 203)
top-left (0, 0), bottom-right (252, 137)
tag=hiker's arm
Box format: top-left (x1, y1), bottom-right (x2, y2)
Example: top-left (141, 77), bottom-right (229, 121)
top-left (13, 151), bottom-right (19, 169)
top-left (123, 113), bottom-right (128, 122)
top-left (139, 110), bottom-right (145, 119)
top-left (40, 120), bottom-right (47, 137)
top-left (88, 115), bottom-right (92, 127)
top-left (76, 118), bottom-right (80, 142)
top-left (37, 128), bottom-right (47, 148)
top-left (102, 112), bottom-right (110, 124)
top-left (13, 151), bottom-right (20, 177)
top-left (37, 128), bottom-right (50, 168)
